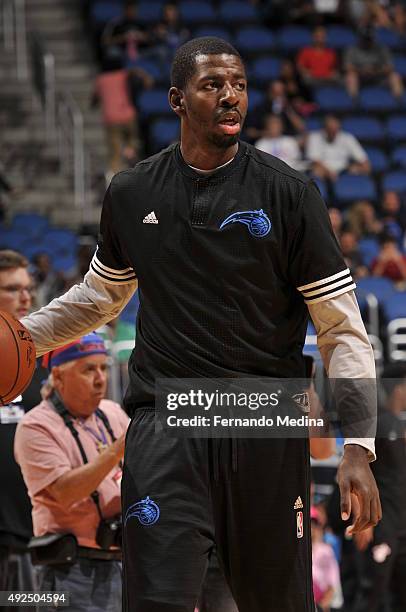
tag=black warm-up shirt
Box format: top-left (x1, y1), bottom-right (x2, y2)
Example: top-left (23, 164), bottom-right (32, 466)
top-left (92, 141), bottom-right (354, 410)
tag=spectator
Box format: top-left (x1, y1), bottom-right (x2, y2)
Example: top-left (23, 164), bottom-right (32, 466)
top-left (344, 26), bottom-right (403, 99)
top-left (379, 190), bottom-right (406, 243)
top-left (371, 232), bottom-right (406, 281)
top-left (353, 365), bottom-right (406, 612)
top-left (14, 334), bottom-right (129, 612)
top-left (255, 114), bottom-right (304, 170)
top-left (0, 250), bottom-right (37, 611)
top-left (245, 80), bottom-right (305, 141)
top-left (329, 207), bottom-right (343, 237)
top-left (307, 115), bottom-right (370, 181)
top-left (31, 253), bottom-right (66, 308)
top-left (347, 199), bottom-right (383, 238)
top-left (297, 26), bottom-right (339, 84)
top-left (279, 59), bottom-right (315, 115)
top-left (312, 506), bottom-right (341, 611)
top-left (151, 3), bottom-right (190, 62)
top-left (392, 0), bottom-right (406, 34)
top-left (92, 56), bottom-right (142, 179)
top-left (340, 229), bottom-right (369, 278)
top-left (102, 1), bottom-right (149, 68)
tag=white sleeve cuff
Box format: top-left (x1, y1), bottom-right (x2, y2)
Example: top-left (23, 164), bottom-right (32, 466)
top-left (344, 438), bottom-right (376, 462)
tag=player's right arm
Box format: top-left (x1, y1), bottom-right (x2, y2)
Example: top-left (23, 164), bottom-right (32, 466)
top-left (22, 184), bottom-right (137, 356)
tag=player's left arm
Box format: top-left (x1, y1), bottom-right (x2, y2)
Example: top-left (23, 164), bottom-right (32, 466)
top-left (308, 291), bottom-right (382, 533)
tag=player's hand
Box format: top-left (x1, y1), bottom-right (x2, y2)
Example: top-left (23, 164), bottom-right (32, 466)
top-left (353, 526), bottom-right (374, 551)
top-left (337, 444), bottom-right (382, 534)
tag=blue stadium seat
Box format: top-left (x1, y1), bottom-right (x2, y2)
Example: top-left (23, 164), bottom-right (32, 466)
top-left (179, 1), bottom-right (216, 24)
top-left (356, 276), bottom-right (396, 300)
top-left (375, 27), bottom-right (404, 49)
top-left (120, 290), bottom-right (140, 324)
top-left (90, 1), bottom-right (123, 26)
top-left (234, 27), bottom-right (274, 53)
top-left (313, 178), bottom-right (328, 201)
top-left (364, 147), bottom-right (389, 173)
top-left (357, 241), bottom-right (380, 268)
top-left (382, 291), bottom-right (406, 322)
top-left (137, 1), bottom-right (164, 24)
top-left (248, 88), bottom-right (265, 109)
top-left (277, 26), bottom-right (312, 52)
top-left (11, 213), bottom-right (49, 235)
top-left (126, 57), bottom-right (164, 81)
top-left (150, 118), bottom-right (179, 150)
top-left (387, 115), bottom-right (406, 140)
top-left (138, 89), bottom-right (171, 117)
top-left (334, 174), bottom-right (377, 204)
top-left (382, 170), bottom-right (406, 192)
top-left (219, 1), bottom-right (258, 24)
top-left (53, 255), bottom-right (77, 274)
top-left (326, 26), bottom-right (356, 49)
top-left (359, 87), bottom-right (398, 112)
top-left (391, 145), bottom-right (406, 167)
top-left (393, 54), bottom-right (406, 77)
top-left (0, 229), bottom-right (27, 250)
top-left (314, 87), bottom-right (353, 112)
top-left (42, 229), bottom-right (78, 253)
top-left (251, 56), bottom-right (281, 83)
top-left (306, 117), bottom-right (322, 131)
top-left (193, 27), bottom-right (232, 42)
top-left (342, 116), bottom-right (385, 141)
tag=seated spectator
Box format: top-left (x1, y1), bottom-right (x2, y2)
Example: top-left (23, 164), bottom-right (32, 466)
top-left (279, 59), bottom-right (315, 115)
top-left (311, 507), bottom-right (341, 612)
top-left (347, 199), bottom-right (383, 238)
top-left (307, 115), bottom-right (370, 181)
top-left (371, 232), bottom-right (406, 281)
top-left (151, 3), bottom-right (190, 62)
top-left (14, 334), bottom-right (129, 612)
top-left (297, 26), bottom-right (339, 84)
top-left (344, 26), bottom-right (403, 99)
top-left (379, 189), bottom-right (406, 243)
top-left (245, 80), bottom-right (306, 141)
top-left (340, 229), bottom-right (369, 278)
top-left (255, 114), bottom-right (305, 170)
top-left (392, 0), bottom-right (406, 34)
top-left (102, 1), bottom-right (149, 68)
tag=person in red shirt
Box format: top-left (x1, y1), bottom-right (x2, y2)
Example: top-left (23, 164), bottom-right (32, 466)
top-left (297, 26), bottom-right (339, 84)
top-left (371, 233), bottom-right (406, 283)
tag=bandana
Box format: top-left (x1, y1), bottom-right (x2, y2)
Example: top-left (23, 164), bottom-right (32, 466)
top-left (42, 333), bottom-right (107, 370)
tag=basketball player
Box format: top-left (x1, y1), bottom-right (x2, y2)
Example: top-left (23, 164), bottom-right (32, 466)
top-left (20, 38), bottom-right (381, 611)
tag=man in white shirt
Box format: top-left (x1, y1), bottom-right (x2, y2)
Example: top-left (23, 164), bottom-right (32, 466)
top-left (307, 114), bottom-right (370, 182)
top-left (255, 114), bottom-right (305, 171)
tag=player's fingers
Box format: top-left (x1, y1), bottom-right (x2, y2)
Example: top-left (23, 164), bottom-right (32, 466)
top-left (339, 479), bottom-right (351, 521)
top-left (370, 493), bottom-right (381, 527)
top-left (351, 489), bottom-right (372, 533)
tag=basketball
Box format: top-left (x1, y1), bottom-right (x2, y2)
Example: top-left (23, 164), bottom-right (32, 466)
top-left (0, 311), bottom-right (36, 406)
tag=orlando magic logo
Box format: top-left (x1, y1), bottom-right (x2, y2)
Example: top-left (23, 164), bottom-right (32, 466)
top-left (124, 496), bottom-right (160, 526)
top-left (219, 209), bottom-right (271, 238)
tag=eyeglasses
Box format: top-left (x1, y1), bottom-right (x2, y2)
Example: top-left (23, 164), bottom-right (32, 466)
top-left (0, 284), bottom-right (36, 296)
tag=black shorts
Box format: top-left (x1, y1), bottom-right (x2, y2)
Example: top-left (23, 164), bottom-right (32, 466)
top-left (122, 408), bottom-right (314, 612)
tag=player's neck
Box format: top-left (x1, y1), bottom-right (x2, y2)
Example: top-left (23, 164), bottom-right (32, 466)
top-left (180, 141), bottom-right (239, 172)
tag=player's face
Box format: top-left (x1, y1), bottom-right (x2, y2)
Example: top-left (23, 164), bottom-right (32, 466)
top-left (182, 54), bottom-right (248, 149)
top-left (56, 354), bottom-right (108, 417)
top-left (0, 267), bottom-right (32, 319)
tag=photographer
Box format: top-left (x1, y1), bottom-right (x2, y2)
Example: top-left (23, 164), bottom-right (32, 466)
top-left (14, 333), bottom-right (129, 612)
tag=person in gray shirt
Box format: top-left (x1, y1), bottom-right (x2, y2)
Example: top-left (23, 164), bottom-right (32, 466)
top-left (344, 26), bottom-right (403, 99)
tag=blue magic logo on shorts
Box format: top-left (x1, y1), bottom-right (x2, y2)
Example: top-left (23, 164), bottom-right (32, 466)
top-left (124, 496), bottom-right (160, 526)
top-left (219, 209), bottom-right (271, 238)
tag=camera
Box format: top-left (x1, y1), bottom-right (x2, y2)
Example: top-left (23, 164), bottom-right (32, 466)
top-left (96, 516), bottom-right (122, 550)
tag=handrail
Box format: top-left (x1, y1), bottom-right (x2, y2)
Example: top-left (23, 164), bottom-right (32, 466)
top-left (30, 34), bottom-right (56, 141)
top-left (1, 0), bottom-right (28, 80)
top-left (57, 91), bottom-right (86, 210)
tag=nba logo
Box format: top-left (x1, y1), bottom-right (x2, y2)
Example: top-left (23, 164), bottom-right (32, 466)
top-left (296, 511), bottom-right (304, 539)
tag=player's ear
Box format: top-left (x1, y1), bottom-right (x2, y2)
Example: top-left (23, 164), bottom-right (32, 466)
top-left (168, 87), bottom-right (185, 116)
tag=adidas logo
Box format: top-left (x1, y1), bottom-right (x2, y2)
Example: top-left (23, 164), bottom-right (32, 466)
top-left (143, 211), bottom-right (158, 224)
top-left (294, 496), bottom-right (303, 510)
